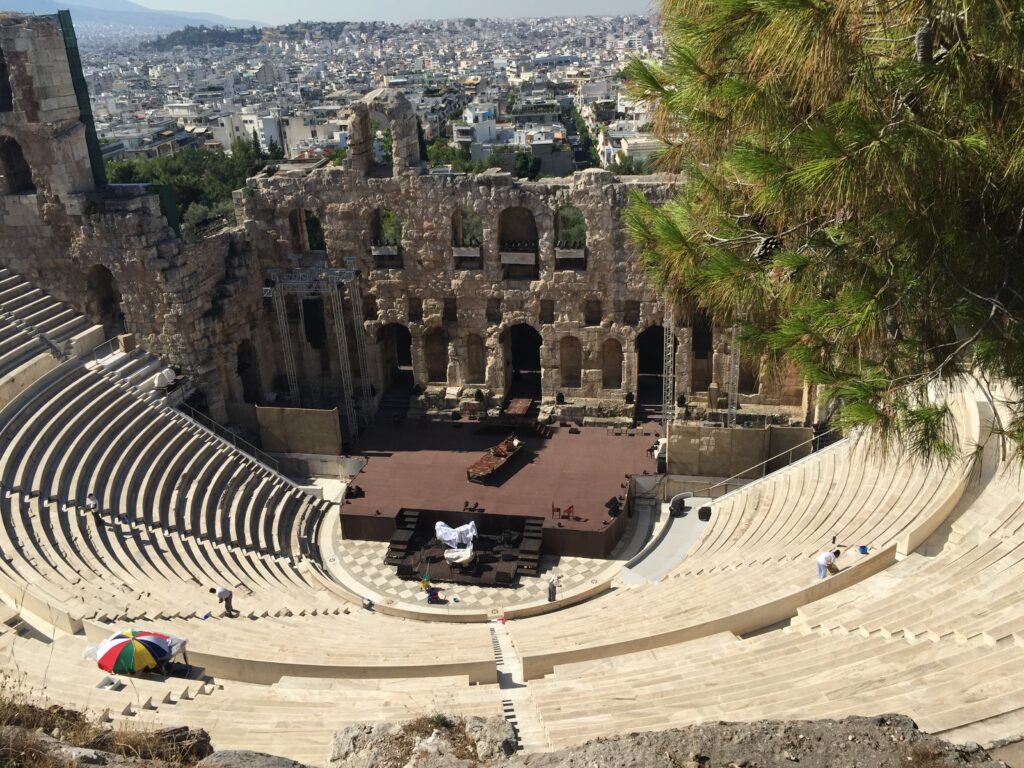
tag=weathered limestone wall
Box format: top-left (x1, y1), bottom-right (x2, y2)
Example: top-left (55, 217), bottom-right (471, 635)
top-left (0, 23), bottom-right (802, 435)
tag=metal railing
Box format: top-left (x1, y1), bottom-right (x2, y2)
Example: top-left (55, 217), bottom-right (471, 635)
top-left (173, 401), bottom-right (282, 474)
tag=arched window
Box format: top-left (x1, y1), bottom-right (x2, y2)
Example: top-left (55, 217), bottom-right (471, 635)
top-left (498, 207), bottom-right (539, 280)
top-left (555, 205), bottom-right (587, 272)
top-left (560, 336), bottom-right (582, 388)
top-left (465, 333), bottom-right (486, 384)
top-left (371, 208), bottom-right (402, 246)
top-left (452, 206), bottom-right (482, 247)
top-left (602, 339), bottom-right (623, 389)
top-left (0, 138), bottom-right (35, 195)
top-left (370, 208), bottom-right (403, 269)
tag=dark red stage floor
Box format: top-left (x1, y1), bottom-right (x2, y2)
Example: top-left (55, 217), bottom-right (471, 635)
top-left (341, 418), bottom-right (661, 558)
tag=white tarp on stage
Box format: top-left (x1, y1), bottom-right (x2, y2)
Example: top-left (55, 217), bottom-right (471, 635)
top-left (435, 520), bottom-right (478, 549)
top-left (444, 543), bottom-right (474, 565)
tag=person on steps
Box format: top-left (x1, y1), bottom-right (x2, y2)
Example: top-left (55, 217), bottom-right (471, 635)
top-left (548, 573), bottom-right (559, 602)
top-left (817, 549), bottom-right (841, 580)
top-left (210, 586), bottom-right (238, 617)
top-left (85, 493), bottom-right (99, 519)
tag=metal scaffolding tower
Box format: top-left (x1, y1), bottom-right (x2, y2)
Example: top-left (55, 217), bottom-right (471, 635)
top-left (265, 264), bottom-right (368, 437)
top-left (344, 258), bottom-right (372, 415)
top-left (328, 285), bottom-right (358, 438)
top-left (662, 298), bottom-right (676, 431)
top-left (270, 289), bottom-right (299, 403)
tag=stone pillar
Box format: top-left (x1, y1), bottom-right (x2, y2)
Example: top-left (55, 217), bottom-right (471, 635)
top-left (677, 326), bottom-right (692, 396)
top-left (410, 327), bottom-right (428, 388)
top-left (343, 102), bottom-right (373, 176)
top-left (447, 337), bottom-right (462, 387)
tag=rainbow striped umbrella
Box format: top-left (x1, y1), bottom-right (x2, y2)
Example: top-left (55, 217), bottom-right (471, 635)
top-left (96, 630), bottom-right (172, 674)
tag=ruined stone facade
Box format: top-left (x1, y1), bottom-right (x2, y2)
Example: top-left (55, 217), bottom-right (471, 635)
top-left (0, 14), bottom-right (803, 439)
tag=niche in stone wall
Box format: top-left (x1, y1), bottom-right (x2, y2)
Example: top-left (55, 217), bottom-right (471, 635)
top-left (305, 210), bottom-right (325, 251)
top-left (443, 297), bottom-right (458, 324)
top-left (407, 297), bottom-right (422, 323)
top-left (692, 310), bottom-right (714, 391)
top-left (486, 298), bottom-right (502, 324)
top-left (453, 207), bottom-right (484, 270)
top-left (555, 205), bottom-right (587, 272)
top-left (423, 327), bottom-right (449, 383)
top-left (0, 45), bottom-right (13, 113)
top-left (371, 208), bottom-right (403, 269)
top-left (363, 294), bottom-right (379, 321)
top-left (539, 300), bottom-right (555, 325)
top-left (602, 338), bottom-right (623, 389)
top-left (560, 336), bottom-right (582, 388)
top-left (584, 299), bottom-right (602, 327)
top-left (499, 207), bottom-right (539, 281)
top-left (465, 333), bottom-right (486, 384)
top-left (86, 264), bottom-right (121, 333)
top-left (623, 301), bottom-right (641, 326)
top-left (0, 137), bottom-right (35, 195)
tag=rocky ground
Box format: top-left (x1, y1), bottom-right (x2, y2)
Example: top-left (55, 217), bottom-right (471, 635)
top-left (6, 714), bottom-right (1017, 768)
top-left (329, 714), bottom-right (1015, 768)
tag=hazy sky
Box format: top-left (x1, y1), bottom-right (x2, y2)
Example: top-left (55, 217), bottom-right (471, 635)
top-left (139, 0), bottom-right (653, 26)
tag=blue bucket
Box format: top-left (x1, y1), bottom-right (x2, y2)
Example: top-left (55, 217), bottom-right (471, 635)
top-left (858, 545), bottom-right (869, 555)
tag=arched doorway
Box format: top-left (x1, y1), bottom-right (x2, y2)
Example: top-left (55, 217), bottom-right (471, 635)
top-left (236, 340), bottom-right (261, 404)
top-left (636, 325), bottom-right (665, 418)
top-left (0, 45), bottom-right (13, 113)
top-left (377, 323), bottom-right (413, 394)
top-left (502, 323), bottom-right (542, 400)
top-left (422, 327), bottom-right (449, 384)
top-left (86, 265), bottom-right (121, 334)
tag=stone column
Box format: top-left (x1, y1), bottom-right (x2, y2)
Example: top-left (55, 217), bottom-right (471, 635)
top-left (677, 326), bottom-right (692, 396)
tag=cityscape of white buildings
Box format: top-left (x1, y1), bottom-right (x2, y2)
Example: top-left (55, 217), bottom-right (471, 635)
top-left (80, 15), bottom-right (663, 173)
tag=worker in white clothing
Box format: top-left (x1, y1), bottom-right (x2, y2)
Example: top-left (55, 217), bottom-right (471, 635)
top-left (817, 549), bottom-right (841, 580)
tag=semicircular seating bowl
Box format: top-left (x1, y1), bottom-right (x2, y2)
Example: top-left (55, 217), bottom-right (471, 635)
top-left (0, 270), bottom-right (1020, 765)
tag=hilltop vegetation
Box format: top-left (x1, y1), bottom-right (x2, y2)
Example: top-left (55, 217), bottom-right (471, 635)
top-left (149, 25), bottom-right (262, 51)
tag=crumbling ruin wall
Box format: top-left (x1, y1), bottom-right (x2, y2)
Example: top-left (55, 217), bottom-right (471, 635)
top-left (232, 158), bottom-right (794, 427)
top-left (0, 22), bottom-right (799, 434)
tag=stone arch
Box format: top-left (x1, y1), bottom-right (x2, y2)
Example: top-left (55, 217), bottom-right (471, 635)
top-left (465, 333), bottom-right (486, 384)
top-left (85, 264), bottom-right (121, 333)
top-left (636, 324), bottom-right (665, 407)
top-left (422, 327), bottom-right (449, 383)
top-left (0, 44), bottom-right (12, 113)
top-left (343, 90), bottom-right (421, 176)
top-left (236, 339), bottom-right (261, 404)
top-left (501, 323), bottom-right (543, 399)
top-left (602, 338), bottom-right (623, 389)
top-left (499, 206), bottom-right (539, 280)
top-left (498, 206), bottom-right (539, 251)
top-left (0, 137), bottom-right (35, 195)
top-left (560, 336), bottom-right (582, 388)
top-left (377, 322), bottom-right (412, 391)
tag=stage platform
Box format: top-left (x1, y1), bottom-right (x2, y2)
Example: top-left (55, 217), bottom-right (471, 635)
top-left (341, 417), bottom-right (661, 558)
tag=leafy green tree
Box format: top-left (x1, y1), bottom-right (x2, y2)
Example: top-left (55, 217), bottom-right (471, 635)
top-left (512, 151), bottom-right (541, 181)
top-left (266, 138), bottom-right (286, 161)
top-left (623, 0), bottom-right (1024, 458)
top-left (328, 147), bottom-right (348, 166)
top-left (571, 108), bottom-right (600, 168)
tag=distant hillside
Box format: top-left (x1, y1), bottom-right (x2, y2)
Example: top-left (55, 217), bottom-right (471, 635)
top-left (149, 25), bottom-right (263, 50)
top-left (1, 0), bottom-right (263, 32)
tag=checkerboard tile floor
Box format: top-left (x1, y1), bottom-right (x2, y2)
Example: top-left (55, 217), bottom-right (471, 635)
top-left (336, 537), bottom-right (615, 612)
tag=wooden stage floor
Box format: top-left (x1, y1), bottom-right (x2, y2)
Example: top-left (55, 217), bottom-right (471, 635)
top-left (341, 417), bottom-right (661, 557)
